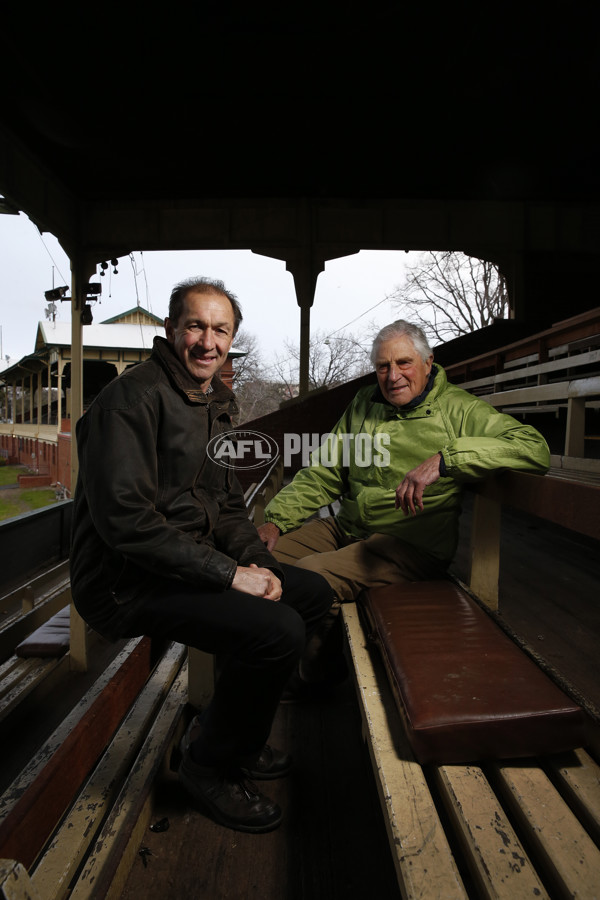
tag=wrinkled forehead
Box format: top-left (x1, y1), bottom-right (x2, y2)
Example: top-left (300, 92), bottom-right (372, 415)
top-left (375, 334), bottom-right (420, 362)
top-left (179, 290), bottom-right (235, 325)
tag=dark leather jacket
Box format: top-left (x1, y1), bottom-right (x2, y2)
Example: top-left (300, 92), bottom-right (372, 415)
top-left (70, 336), bottom-right (281, 640)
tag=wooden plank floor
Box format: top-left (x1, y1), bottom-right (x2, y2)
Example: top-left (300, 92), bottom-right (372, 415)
top-left (119, 679), bottom-right (403, 900)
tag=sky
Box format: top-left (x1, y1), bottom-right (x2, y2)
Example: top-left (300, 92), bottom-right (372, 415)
top-left (0, 211), bottom-right (419, 376)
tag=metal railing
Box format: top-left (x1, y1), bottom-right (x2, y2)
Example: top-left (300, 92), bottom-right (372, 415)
top-left (243, 457), bottom-right (284, 524)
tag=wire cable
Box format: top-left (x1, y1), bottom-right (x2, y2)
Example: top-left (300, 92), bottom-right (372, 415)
top-left (36, 230), bottom-right (68, 286)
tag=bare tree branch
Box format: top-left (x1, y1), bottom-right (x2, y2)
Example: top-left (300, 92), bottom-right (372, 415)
top-left (275, 329), bottom-right (373, 391)
top-left (231, 329), bottom-right (289, 423)
top-left (230, 329), bottom-right (262, 388)
top-left (231, 326), bottom-right (376, 424)
top-left (390, 251), bottom-right (509, 344)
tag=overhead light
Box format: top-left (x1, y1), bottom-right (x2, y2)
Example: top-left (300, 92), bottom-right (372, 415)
top-left (84, 283), bottom-right (102, 296)
top-left (81, 304), bottom-right (94, 325)
top-left (45, 286), bottom-right (70, 301)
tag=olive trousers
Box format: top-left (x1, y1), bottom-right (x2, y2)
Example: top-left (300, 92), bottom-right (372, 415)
top-left (272, 516), bottom-right (447, 682)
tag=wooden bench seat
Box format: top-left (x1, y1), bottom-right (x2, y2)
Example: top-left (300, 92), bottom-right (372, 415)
top-left (0, 637), bottom-right (188, 900)
top-left (334, 468), bottom-right (600, 898)
top-left (0, 653), bottom-right (68, 725)
top-left (0, 606), bottom-right (73, 727)
top-left (342, 601), bottom-right (600, 899)
top-left (0, 562), bottom-right (71, 664)
top-left (361, 580), bottom-right (587, 764)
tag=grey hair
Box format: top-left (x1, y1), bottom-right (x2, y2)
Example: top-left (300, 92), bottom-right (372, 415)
top-left (168, 277), bottom-right (243, 335)
top-left (370, 320), bottom-right (433, 365)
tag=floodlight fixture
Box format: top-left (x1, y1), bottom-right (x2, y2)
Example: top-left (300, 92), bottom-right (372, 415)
top-left (44, 286), bottom-right (70, 301)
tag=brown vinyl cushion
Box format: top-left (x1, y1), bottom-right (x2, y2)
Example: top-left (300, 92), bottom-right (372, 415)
top-left (361, 581), bottom-right (586, 764)
top-left (15, 606), bottom-right (70, 658)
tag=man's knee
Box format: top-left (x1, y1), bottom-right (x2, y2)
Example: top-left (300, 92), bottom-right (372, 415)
top-left (279, 564), bottom-right (336, 623)
top-left (272, 517), bottom-right (342, 565)
top-left (284, 554), bottom-right (356, 604)
top-left (244, 602), bottom-right (306, 665)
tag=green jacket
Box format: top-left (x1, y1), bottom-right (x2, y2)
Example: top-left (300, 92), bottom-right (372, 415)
top-left (264, 365), bottom-right (550, 564)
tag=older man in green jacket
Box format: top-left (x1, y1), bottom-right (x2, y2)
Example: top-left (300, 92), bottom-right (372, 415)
top-left (258, 320), bottom-right (550, 692)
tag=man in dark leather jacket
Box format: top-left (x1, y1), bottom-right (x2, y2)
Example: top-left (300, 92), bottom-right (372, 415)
top-left (70, 277), bottom-right (332, 834)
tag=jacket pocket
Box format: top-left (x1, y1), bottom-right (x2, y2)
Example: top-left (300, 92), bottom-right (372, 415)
top-left (110, 558), bottom-right (147, 606)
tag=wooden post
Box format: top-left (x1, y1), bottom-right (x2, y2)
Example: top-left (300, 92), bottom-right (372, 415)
top-left (69, 260), bottom-right (88, 672)
top-left (46, 359), bottom-right (52, 425)
top-left (56, 359), bottom-right (63, 428)
top-left (0, 860), bottom-right (41, 900)
top-left (565, 396), bottom-right (586, 458)
top-left (36, 371), bottom-right (42, 425)
top-left (187, 648), bottom-right (215, 710)
top-left (70, 263), bottom-right (84, 489)
top-left (298, 302), bottom-right (310, 398)
top-left (20, 585), bottom-right (34, 614)
top-left (69, 606), bottom-right (89, 673)
top-left (468, 493), bottom-right (501, 610)
top-left (253, 492), bottom-right (266, 526)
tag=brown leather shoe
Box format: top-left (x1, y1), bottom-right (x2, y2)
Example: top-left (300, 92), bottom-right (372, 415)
top-left (242, 744), bottom-right (292, 780)
top-left (178, 751), bottom-right (282, 833)
top-left (180, 715), bottom-right (292, 780)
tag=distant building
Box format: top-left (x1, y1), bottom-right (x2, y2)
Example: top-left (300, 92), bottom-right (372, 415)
top-left (0, 307), bottom-right (245, 493)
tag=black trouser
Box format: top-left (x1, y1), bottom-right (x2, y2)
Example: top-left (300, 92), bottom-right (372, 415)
top-left (123, 564), bottom-right (333, 768)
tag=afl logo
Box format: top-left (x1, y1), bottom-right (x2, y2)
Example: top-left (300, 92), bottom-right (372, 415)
top-left (207, 430), bottom-right (280, 470)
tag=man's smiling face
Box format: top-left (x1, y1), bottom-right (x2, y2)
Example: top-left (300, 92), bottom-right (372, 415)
top-left (375, 334), bottom-right (433, 406)
top-left (165, 290), bottom-right (235, 388)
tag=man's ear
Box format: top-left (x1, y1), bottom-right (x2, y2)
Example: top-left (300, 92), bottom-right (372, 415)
top-left (164, 317), bottom-right (174, 344)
